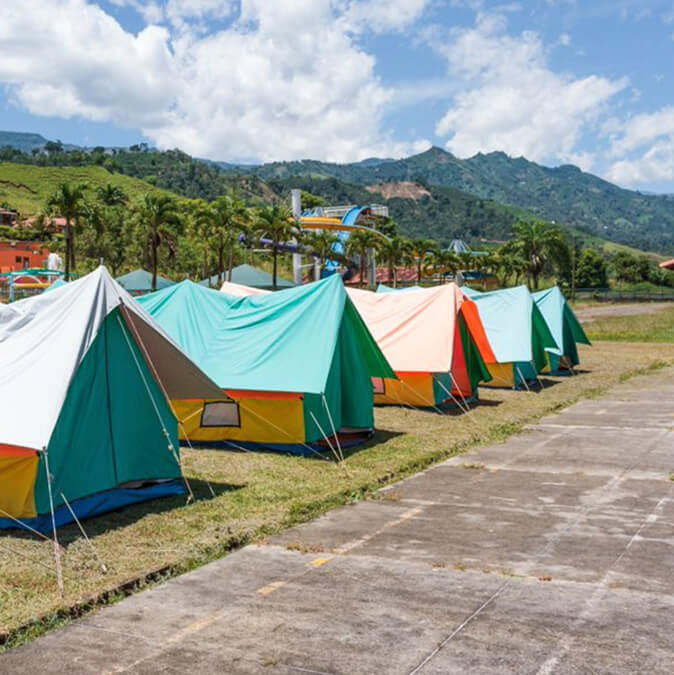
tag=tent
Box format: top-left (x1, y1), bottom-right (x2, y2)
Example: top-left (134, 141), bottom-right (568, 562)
top-left (461, 285), bottom-right (558, 388)
top-left (116, 269), bottom-right (175, 295)
top-left (43, 278), bottom-right (67, 292)
top-left (376, 284), bottom-right (423, 293)
top-left (532, 286), bottom-right (591, 373)
top-left (200, 264), bottom-right (295, 290)
top-left (0, 267), bottom-right (223, 532)
top-left (220, 280), bottom-right (271, 297)
top-left (347, 285), bottom-right (495, 408)
top-left (138, 274), bottom-right (393, 455)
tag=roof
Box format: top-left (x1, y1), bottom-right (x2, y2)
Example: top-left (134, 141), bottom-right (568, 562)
top-left (138, 274), bottom-right (392, 394)
top-left (347, 284), bottom-right (483, 373)
top-left (531, 286), bottom-right (591, 354)
top-left (659, 258), bottom-right (674, 270)
top-left (116, 269), bottom-right (175, 293)
top-left (0, 267), bottom-right (222, 451)
top-left (200, 264), bottom-right (295, 289)
top-left (461, 285), bottom-right (557, 363)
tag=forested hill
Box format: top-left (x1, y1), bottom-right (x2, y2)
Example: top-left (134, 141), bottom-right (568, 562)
top-left (234, 147), bottom-right (674, 254)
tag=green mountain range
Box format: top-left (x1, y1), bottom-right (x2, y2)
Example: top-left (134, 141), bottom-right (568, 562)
top-left (231, 147), bottom-right (674, 254)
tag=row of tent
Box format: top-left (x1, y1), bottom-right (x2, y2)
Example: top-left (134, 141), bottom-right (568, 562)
top-left (0, 268), bottom-right (589, 533)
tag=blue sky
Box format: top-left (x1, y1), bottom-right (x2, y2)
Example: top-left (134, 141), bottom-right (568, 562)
top-left (1, 1), bottom-right (674, 191)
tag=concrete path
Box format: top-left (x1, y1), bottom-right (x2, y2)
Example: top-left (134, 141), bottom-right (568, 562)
top-left (3, 370), bottom-right (673, 674)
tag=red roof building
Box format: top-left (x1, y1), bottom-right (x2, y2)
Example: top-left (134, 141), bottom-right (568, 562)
top-left (660, 259), bottom-right (674, 271)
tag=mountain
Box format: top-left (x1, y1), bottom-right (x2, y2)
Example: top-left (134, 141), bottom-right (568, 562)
top-left (0, 131), bottom-right (51, 153)
top-left (235, 147), bottom-right (674, 254)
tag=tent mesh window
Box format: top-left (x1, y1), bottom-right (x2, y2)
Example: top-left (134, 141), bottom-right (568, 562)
top-left (372, 377), bottom-right (386, 395)
top-left (201, 401), bottom-right (241, 428)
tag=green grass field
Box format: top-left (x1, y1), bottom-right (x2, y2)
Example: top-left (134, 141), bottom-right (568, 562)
top-left (586, 306), bottom-right (674, 342)
top-left (2, 338), bottom-right (673, 648)
top-left (0, 162), bottom-right (168, 216)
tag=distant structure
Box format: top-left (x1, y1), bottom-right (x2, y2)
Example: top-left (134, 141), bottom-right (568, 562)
top-left (660, 258), bottom-right (674, 271)
top-left (448, 239), bottom-right (472, 254)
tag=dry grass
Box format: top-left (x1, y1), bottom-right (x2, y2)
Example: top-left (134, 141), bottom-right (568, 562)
top-left (585, 306), bottom-right (674, 343)
top-left (1, 341), bottom-right (674, 647)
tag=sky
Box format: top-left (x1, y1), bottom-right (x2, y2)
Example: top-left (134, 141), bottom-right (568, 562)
top-left (1, 0), bottom-right (674, 192)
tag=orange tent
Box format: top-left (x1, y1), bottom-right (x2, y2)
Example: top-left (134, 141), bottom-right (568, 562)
top-left (347, 284), bottom-right (495, 408)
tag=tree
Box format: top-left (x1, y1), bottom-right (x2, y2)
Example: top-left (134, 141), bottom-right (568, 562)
top-left (382, 236), bottom-right (413, 287)
top-left (575, 248), bottom-right (608, 288)
top-left (611, 251), bottom-right (652, 284)
top-left (425, 248), bottom-right (458, 282)
top-left (507, 221), bottom-right (570, 289)
top-left (347, 229), bottom-right (382, 288)
top-left (304, 229), bottom-right (343, 279)
top-left (253, 204), bottom-right (297, 289)
top-left (47, 182), bottom-right (88, 280)
top-left (300, 191), bottom-right (326, 211)
top-left (134, 193), bottom-right (182, 291)
top-left (96, 183), bottom-right (127, 207)
top-left (197, 193), bottom-right (250, 283)
top-left (410, 237), bottom-right (436, 282)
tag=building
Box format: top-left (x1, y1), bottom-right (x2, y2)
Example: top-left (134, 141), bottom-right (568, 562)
top-left (660, 258), bottom-right (674, 271)
top-left (0, 241), bottom-right (51, 274)
top-left (0, 208), bottom-right (18, 227)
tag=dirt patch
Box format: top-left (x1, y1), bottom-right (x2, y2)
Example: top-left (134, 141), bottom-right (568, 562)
top-left (576, 302), bottom-right (674, 323)
top-left (365, 182), bottom-right (432, 201)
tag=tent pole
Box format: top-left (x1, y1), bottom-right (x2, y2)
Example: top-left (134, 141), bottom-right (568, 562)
top-left (449, 372), bottom-right (472, 411)
top-left (321, 394), bottom-right (345, 462)
top-left (42, 449), bottom-right (64, 596)
top-left (178, 418), bottom-right (216, 499)
top-left (433, 376), bottom-right (468, 414)
top-left (515, 367), bottom-right (531, 392)
top-left (59, 492), bottom-right (108, 574)
top-left (116, 314), bottom-right (195, 503)
top-left (0, 507), bottom-right (54, 543)
top-left (309, 411), bottom-right (343, 464)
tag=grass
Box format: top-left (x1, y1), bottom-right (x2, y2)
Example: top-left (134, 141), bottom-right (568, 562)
top-left (0, 162), bottom-right (171, 216)
top-left (1, 341), bottom-right (673, 649)
top-left (585, 307), bottom-right (674, 343)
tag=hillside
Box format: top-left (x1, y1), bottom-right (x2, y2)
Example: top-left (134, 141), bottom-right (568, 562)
top-left (0, 162), bottom-right (169, 216)
top-left (237, 147), bottom-right (674, 254)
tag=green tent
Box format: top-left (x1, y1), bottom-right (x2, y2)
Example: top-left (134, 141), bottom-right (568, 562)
top-left (532, 286), bottom-right (591, 373)
top-left (138, 274), bottom-right (394, 455)
top-left (43, 278), bottom-right (67, 292)
top-left (199, 264), bottom-right (295, 290)
top-left (461, 285), bottom-right (558, 388)
top-left (0, 267), bottom-right (224, 532)
top-left (116, 269), bottom-right (175, 295)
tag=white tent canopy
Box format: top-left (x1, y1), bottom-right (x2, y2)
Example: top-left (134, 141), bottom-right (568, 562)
top-left (0, 266), bottom-right (223, 452)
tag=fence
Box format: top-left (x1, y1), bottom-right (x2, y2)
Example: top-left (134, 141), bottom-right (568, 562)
top-left (572, 288), bottom-right (674, 302)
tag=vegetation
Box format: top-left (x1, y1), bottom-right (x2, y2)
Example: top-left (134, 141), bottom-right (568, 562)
top-left (253, 204), bottom-right (297, 289)
top-left (585, 306), bottom-right (674, 343)
top-left (1, 341), bottom-right (672, 646)
top-left (46, 182), bottom-right (87, 281)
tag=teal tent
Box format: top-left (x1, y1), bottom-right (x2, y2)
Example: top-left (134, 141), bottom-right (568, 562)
top-left (200, 264), bottom-right (295, 290)
top-left (138, 274), bottom-right (393, 455)
top-left (461, 285), bottom-right (558, 388)
top-left (44, 278), bottom-right (67, 292)
top-left (116, 269), bottom-right (175, 295)
top-left (532, 286), bottom-right (591, 373)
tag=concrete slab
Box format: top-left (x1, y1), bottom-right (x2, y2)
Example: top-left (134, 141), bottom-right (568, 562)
top-left (2, 368), bottom-right (673, 674)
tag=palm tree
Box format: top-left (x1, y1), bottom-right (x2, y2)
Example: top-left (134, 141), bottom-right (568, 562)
top-left (508, 221), bottom-right (570, 289)
top-left (425, 248), bottom-right (459, 281)
top-left (253, 204), bottom-right (297, 289)
top-left (198, 192), bottom-right (250, 284)
top-left (96, 183), bottom-right (127, 207)
top-left (47, 182), bottom-right (88, 281)
top-left (304, 230), bottom-right (343, 279)
top-left (134, 193), bottom-right (182, 291)
top-left (410, 237), bottom-right (436, 282)
top-left (347, 229), bottom-right (382, 288)
top-left (382, 236), bottom-right (413, 287)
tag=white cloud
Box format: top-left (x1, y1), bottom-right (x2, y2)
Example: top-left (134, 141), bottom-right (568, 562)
top-left (604, 107), bottom-right (674, 186)
top-left (340, 0), bottom-right (432, 34)
top-left (0, 0), bottom-right (430, 162)
top-left (429, 13), bottom-right (627, 163)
